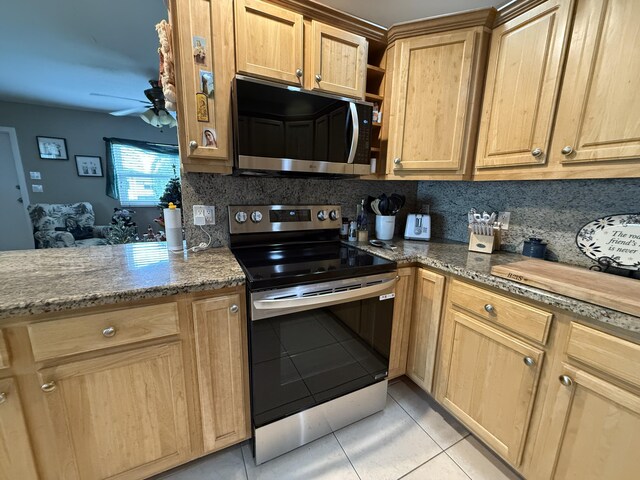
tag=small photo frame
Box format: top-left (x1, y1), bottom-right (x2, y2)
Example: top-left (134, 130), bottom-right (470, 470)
top-left (75, 155), bottom-right (103, 177)
top-left (37, 136), bottom-right (68, 160)
top-left (193, 36), bottom-right (206, 64)
top-left (203, 128), bottom-right (218, 148)
top-left (196, 93), bottom-right (209, 122)
top-left (200, 69), bottom-right (214, 97)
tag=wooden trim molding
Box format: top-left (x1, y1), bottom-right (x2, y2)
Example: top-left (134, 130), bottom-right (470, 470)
top-left (264, 0), bottom-right (387, 42)
top-left (494, 0), bottom-right (548, 27)
top-left (387, 7), bottom-right (496, 44)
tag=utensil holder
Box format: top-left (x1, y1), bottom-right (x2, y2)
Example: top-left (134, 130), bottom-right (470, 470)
top-left (375, 215), bottom-right (395, 240)
top-left (468, 226), bottom-right (501, 254)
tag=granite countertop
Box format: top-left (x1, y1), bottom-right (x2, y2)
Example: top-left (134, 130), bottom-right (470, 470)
top-left (348, 238), bottom-right (640, 338)
top-left (0, 243), bottom-right (245, 320)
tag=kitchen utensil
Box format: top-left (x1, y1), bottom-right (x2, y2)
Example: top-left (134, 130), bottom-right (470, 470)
top-left (379, 194), bottom-right (389, 215)
top-left (371, 199), bottom-right (381, 215)
top-left (375, 215), bottom-right (395, 240)
top-left (369, 239), bottom-right (397, 251)
top-left (404, 213), bottom-right (431, 241)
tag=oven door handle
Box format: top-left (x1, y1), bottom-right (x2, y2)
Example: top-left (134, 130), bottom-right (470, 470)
top-left (253, 276), bottom-right (398, 312)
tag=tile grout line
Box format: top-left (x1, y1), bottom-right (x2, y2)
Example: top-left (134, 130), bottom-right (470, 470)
top-left (443, 448), bottom-right (474, 480)
top-left (240, 444), bottom-right (251, 480)
top-left (332, 432), bottom-right (363, 480)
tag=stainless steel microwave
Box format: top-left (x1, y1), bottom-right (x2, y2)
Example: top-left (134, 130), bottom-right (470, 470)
top-left (232, 75), bottom-right (373, 177)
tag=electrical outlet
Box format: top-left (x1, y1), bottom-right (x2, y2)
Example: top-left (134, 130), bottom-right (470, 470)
top-left (31, 184), bottom-right (43, 193)
top-left (193, 205), bottom-right (215, 225)
top-left (30, 171), bottom-right (41, 180)
top-left (497, 211), bottom-right (511, 230)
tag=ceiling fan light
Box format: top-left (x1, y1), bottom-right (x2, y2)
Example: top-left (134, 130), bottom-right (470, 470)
top-left (158, 109), bottom-right (173, 125)
top-left (140, 108), bottom-right (162, 127)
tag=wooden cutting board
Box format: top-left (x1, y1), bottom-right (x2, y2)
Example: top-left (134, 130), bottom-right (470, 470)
top-left (491, 259), bottom-right (640, 317)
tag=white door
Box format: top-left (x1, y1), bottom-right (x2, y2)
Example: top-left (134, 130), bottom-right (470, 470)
top-left (0, 128), bottom-right (34, 250)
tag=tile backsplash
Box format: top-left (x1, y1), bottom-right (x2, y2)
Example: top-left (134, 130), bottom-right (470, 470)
top-left (417, 178), bottom-right (640, 267)
top-left (182, 174), bottom-right (418, 247)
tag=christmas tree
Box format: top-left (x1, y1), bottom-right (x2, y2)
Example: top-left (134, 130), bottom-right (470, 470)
top-left (158, 164), bottom-right (182, 209)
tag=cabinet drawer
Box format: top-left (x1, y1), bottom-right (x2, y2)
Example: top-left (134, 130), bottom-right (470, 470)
top-left (28, 303), bottom-right (180, 361)
top-left (567, 322), bottom-right (640, 389)
top-left (0, 330), bottom-right (8, 368)
top-left (449, 280), bottom-right (552, 344)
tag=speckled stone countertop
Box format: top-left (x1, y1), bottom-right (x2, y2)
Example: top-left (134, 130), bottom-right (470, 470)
top-left (0, 243), bottom-right (245, 320)
top-left (348, 239), bottom-right (640, 338)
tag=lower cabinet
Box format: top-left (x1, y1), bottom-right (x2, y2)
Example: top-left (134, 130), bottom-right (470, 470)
top-left (0, 377), bottom-right (39, 480)
top-left (37, 342), bottom-right (190, 480)
top-left (388, 267), bottom-right (416, 379)
top-left (192, 294), bottom-right (250, 453)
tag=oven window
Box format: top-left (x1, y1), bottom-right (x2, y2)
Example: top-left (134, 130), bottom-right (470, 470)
top-left (250, 296), bottom-right (393, 428)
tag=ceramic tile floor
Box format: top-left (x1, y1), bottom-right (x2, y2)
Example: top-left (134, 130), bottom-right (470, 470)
top-left (155, 378), bottom-right (522, 480)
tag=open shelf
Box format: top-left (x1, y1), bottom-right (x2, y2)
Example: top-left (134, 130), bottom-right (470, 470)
top-left (372, 122), bottom-right (382, 128)
top-left (366, 92), bottom-right (384, 102)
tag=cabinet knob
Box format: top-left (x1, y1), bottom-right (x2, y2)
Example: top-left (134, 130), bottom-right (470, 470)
top-left (41, 382), bottom-right (57, 393)
top-left (561, 146), bottom-right (574, 155)
top-left (102, 326), bottom-right (117, 338)
top-left (296, 68), bottom-right (303, 78)
top-left (484, 304), bottom-right (495, 313)
top-left (0, 392), bottom-right (6, 405)
top-left (189, 140), bottom-right (198, 150)
top-left (315, 74), bottom-right (322, 82)
top-left (559, 375), bottom-right (573, 387)
top-left (523, 356), bottom-right (536, 367)
top-left (230, 304), bottom-right (239, 314)
top-left (393, 158), bottom-right (402, 165)
top-left (531, 148), bottom-right (543, 157)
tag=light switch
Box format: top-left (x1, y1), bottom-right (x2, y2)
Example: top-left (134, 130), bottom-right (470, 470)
top-left (30, 171), bottom-right (41, 180)
top-left (31, 184), bottom-right (43, 193)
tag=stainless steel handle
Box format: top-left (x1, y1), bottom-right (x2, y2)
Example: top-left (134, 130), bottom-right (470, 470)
top-left (523, 356), bottom-right (536, 367)
top-left (0, 392), bottom-right (6, 405)
top-left (315, 74), bottom-right (322, 82)
top-left (561, 146), bottom-right (574, 155)
top-left (559, 375), bottom-right (573, 387)
top-left (484, 304), bottom-right (495, 313)
top-left (296, 68), bottom-right (303, 78)
top-left (531, 148), bottom-right (543, 157)
top-left (230, 304), bottom-right (239, 314)
top-left (346, 102), bottom-right (359, 165)
top-left (102, 326), bottom-right (116, 338)
top-left (41, 382), bottom-right (57, 393)
top-left (254, 277), bottom-right (398, 313)
top-left (393, 158), bottom-right (401, 165)
top-left (189, 140), bottom-right (198, 149)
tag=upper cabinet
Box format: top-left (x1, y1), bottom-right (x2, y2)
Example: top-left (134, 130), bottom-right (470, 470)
top-left (384, 10), bottom-right (495, 180)
top-left (170, 0), bottom-right (236, 173)
top-left (235, 0), bottom-right (304, 85)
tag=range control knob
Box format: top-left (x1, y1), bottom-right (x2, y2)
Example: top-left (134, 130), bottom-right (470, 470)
top-left (250, 211), bottom-right (263, 223)
top-left (317, 210), bottom-right (328, 221)
top-left (235, 211), bottom-right (248, 224)
top-left (329, 210), bottom-right (339, 221)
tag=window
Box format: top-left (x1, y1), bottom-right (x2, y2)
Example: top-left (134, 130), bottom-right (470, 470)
top-left (106, 139), bottom-right (179, 207)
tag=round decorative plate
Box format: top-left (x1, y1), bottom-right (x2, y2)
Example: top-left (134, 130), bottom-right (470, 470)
top-left (576, 213), bottom-right (640, 270)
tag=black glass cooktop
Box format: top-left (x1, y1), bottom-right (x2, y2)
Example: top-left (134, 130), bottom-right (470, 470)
top-left (232, 242), bottom-right (396, 290)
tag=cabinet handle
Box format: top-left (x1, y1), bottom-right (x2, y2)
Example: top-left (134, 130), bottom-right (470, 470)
top-left (102, 326), bottom-right (117, 338)
top-left (523, 356), bottom-right (536, 367)
top-left (484, 304), bottom-right (495, 313)
top-left (41, 382), bottom-right (57, 393)
top-left (315, 74), bottom-right (322, 82)
top-left (189, 140), bottom-right (198, 150)
top-left (559, 375), bottom-right (573, 387)
top-left (561, 146), bottom-right (574, 155)
top-left (296, 68), bottom-right (303, 78)
top-left (0, 392), bottom-right (6, 405)
top-left (230, 304), bottom-right (239, 314)
top-left (393, 158), bottom-right (402, 165)
top-left (531, 148), bottom-right (543, 157)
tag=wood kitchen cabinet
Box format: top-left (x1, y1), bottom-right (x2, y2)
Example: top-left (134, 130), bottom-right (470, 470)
top-left (192, 294), bottom-right (250, 453)
top-left (385, 10), bottom-right (494, 179)
top-left (0, 377), bottom-right (39, 480)
top-left (388, 267), bottom-right (416, 379)
top-left (170, 0), bottom-right (235, 173)
top-left (405, 269), bottom-right (445, 394)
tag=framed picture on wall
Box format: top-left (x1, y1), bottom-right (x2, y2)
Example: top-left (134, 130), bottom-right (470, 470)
top-left (75, 155), bottom-right (103, 177)
top-left (37, 136), bottom-right (68, 160)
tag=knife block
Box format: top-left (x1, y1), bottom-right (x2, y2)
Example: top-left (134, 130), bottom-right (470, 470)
top-left (468, 226), bottom-right (501, 254)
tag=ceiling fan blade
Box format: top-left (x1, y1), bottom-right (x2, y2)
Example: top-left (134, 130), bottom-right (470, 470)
top-left (90, 92), bottom-right (149, 104)
top-left (110, 106), bottom-right (150, 116)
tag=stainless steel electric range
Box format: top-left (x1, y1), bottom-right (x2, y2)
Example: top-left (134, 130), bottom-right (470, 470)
top-left (229, 204), bottom-right (398, 465)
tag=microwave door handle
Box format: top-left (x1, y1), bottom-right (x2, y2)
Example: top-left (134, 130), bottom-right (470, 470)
top-left (346, 102), bottom-right (359, 164)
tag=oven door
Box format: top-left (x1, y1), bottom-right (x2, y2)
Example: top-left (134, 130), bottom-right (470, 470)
top-left (248, 272), bottom-right (397, 429)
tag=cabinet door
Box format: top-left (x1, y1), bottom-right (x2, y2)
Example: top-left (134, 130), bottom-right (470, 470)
top-left (551, 0), bottom-right (640, 168)
top-left (38, 343), bottom-right (190, 480)
top-left (438, 309), bottom-right (543, 466)
top-left (0, 378), bottom-right (39, 480)
top-left (531, 364), bottom-right (640, 480)
top-left (475, 0), bottom-right (572, 169)
top-left (309, 21), bottom-right (367, 99)
top-left (170, 0), bottom-right (235, 173)
top-left (388, 267), bottom-right (416, 379)
top-left (387, 29), bottom-right (478, 176)
top-left (406, 269), bottom-right (445, 394)
top-left (235, 0), bottom-right (304, 85)
top-left (192, 294), bottom-right (249, 453)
